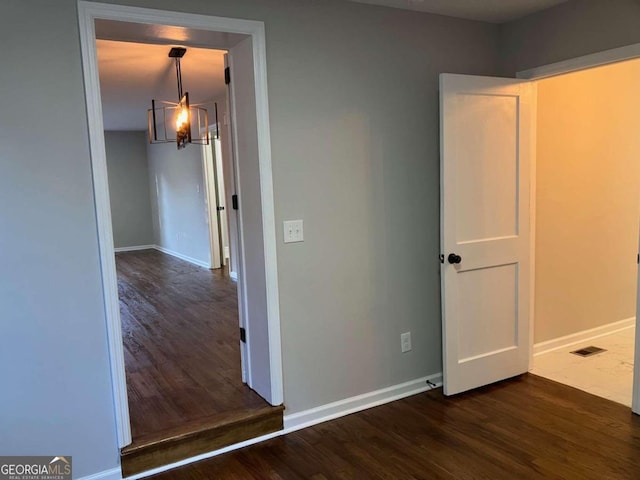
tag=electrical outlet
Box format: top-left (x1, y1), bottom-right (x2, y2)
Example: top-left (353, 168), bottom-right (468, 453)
top-left (283, 220), bottom-right (304, 243)
top-left (401, 332), bottom-right (412, 353)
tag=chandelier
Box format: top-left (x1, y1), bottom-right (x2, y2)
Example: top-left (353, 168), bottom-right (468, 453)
top-left (148, 47), bottom-right (209, 149)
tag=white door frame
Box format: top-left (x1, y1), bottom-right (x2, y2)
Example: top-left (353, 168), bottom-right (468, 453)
top-left (517, 42), bottom-right (640, 414)
top-left (77, 1), bottom-right (284, 447)
top-left (202, 126), bottom-right (223, 270)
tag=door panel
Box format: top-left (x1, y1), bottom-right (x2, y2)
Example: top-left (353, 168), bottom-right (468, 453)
top-left (440, 73), bottom-right (534, 396)
top-left (457, 263), bottom-right (518, 362)
top-left (455, 94), bottom-right (519, 243)
top-left (227, 37), bottom-right (274, 403)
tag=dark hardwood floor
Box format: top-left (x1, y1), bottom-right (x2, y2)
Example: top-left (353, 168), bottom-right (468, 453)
top-left (149, 374), bottom-right (640, 479)
top-left (116, 249), bottom-right (269, 440)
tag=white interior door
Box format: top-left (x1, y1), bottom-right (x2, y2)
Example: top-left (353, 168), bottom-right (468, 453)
top-left (227, 38), bottom-right (275, 403)
top-left (213, 138), bottom-right (230, 265)
top-left (440, 73), bottom-right (535, 396)
top-left (203, 131), bottom-right (222, 270)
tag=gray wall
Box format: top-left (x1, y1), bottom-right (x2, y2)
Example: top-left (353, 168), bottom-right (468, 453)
top-left (500, 0), bottom-right (640, 75)
top-left (147, 141), bottom-right (211, 265)
top-left (123, 0), bottom-right (499, 415)
top-left (0, 1), bottom-right (118, 477)
top-left (105, 130), bottom-right (155, 248)
top-left (2, 0), bottom-right (500, 476)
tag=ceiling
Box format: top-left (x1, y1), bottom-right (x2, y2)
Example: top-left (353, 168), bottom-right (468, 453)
top-left (348, 0), bottom-right (569, 23)
top-left (97, 0), bottom-right (567, 129)
top-left (97, 40), bottom-right (226, 131)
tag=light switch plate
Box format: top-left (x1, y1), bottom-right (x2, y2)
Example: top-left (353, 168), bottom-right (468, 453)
top-left (401, 332), bottom-right (412, 353)
top-left (283, 220), bottom-right (304, 243)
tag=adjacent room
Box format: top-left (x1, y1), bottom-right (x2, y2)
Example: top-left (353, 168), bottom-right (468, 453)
top-left (531, 58), bottom-right (640, 407)
top-left (97, 38), bottom-right (271, 451)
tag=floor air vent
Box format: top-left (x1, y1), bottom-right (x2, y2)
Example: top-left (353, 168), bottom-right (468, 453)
top-left (571, 346), bottom-right (607, 357)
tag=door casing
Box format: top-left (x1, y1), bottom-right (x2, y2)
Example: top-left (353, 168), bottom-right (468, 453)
top-left (77, 1), bottom-right (284, 447)
top-left (203, 128), bottom-right (223, 270)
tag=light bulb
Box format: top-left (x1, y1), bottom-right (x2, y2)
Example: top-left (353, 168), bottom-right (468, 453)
top-left (176, 107), bottom-right (189, 130)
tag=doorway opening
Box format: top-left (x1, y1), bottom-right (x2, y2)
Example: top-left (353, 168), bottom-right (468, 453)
top-left (203, 124), bottom-right (232, 274)
top-left (78, 2), bottom-right (284, 475)
top-left (98, 36), bottom-right (272, 440)
top-left (528, 58), bottom-right (640, 408)
top-left (439, 46), bottom-right (640, 413)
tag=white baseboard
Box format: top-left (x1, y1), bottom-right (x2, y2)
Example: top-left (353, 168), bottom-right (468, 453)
top-left (114, 245), bottom-right (155, 253)
top-left (123, 373), bottom-right (442, 479)
top-left (114, 244), bottom-right (213, 270)
top-left (534, 317), bottom-right (635, 356)
top-left (229, 271), bottom-right (238, 281)
top-left (78, 467), bottom-right (122, 480)
top-left (125, 430), bottom-right (282, 479)
top-left (153, 245), bottom-right (211, 269)
top-left (283, 372), bottom-right (443, 433)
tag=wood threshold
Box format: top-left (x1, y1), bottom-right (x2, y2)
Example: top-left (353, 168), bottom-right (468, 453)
top-left (121, 405), bottom-right (284, 477)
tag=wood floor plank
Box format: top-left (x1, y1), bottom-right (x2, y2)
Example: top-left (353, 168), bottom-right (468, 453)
top-left (148, 375), bottom-right (640, 479)
top-left (116, 250), bottom-right (270, 440)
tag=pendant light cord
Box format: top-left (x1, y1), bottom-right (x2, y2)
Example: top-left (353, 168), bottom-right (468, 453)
top-left (175, 57), bottom-right (184, 99)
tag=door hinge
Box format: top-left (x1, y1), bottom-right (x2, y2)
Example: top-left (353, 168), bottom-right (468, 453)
top-left (240, 327), bottom-right (246, 343)
top-left (637, 253), bottom-right (639, 264)
top-left (224, 67), bottom-right (231, 85)
top-left (232, 194), bottom-right (238, 210)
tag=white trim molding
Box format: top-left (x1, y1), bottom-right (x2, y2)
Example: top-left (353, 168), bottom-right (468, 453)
top-left (125, 431), bottom-right (282, 479)
top-left (533, 317), bottom-right (635, 357)
top-left (249, 21), bottom-right (284, 405)
top-left (114, 245), bottom-right (155, 253)
top-left (78, 467), bottom-right (122, 480)
top-left (517, 42), bottom-right (640, 80)
top-left (114, 245), bottom-right (212, 268)
top-left (153, 245), bottom-right (211, 269)
top-left (77, 1), bottom-right (131, 448)
top-left (284, 373), bottom-right (443, 433)
top-left (77, 0), bottom-right (283, 448)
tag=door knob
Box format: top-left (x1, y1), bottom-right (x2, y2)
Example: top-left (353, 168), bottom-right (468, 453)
top-left (448, 253), bottom-right (462, 264)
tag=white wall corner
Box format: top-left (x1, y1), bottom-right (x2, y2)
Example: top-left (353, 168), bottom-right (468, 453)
top-left (283, 373), bottom-right (443, 433)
